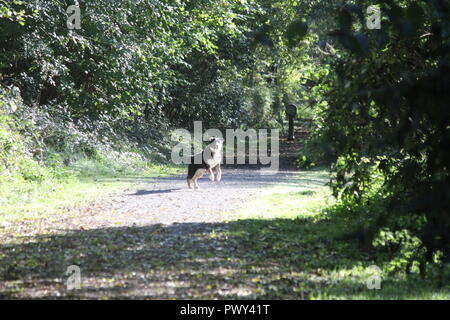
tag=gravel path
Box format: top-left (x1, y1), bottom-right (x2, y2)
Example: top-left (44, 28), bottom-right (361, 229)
top-left (75, 168), bottom-right (300, 227)
top-left (0, 168), bottom-right (306, 299)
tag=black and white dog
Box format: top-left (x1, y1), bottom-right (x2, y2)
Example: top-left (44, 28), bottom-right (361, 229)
top-left (187, 137), bottom-right (224, 189)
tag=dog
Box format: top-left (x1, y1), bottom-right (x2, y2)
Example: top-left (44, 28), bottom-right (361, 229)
top-left (187, 137), bottom-right (224, 189)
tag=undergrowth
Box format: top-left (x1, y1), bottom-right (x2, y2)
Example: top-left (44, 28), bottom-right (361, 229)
top-left (0, 86), bottom-right (180, 222)
top-left (227, 169), bottom-right (450, 299)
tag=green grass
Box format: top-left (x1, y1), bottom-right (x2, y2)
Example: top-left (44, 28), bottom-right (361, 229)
top-left (0, 158), bottom-right (183, 225)
top-left (224, 169), bottom-right (450, 300)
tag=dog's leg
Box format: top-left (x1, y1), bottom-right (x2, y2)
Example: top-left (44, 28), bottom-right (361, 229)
top-left (192, 169), bottom-right (205, 189)
top-left (216, 163), bottom-right (222, 182)
top-left (207, 168), bottom-right (215, 182)
top-left (187, 178), bottom-right (193, 189)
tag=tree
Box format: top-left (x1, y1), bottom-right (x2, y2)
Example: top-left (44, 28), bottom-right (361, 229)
top-left (307, 0), bottom-right (450, 276)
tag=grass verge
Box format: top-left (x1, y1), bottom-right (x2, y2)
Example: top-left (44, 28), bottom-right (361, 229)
top-left (224, 169), bottom-right (450, 299)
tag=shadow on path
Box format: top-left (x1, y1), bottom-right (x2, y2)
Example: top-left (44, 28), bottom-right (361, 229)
top-left (0, 212), bottom-right (393, 300)
top-left (131, 188), bottom-right (182, 196)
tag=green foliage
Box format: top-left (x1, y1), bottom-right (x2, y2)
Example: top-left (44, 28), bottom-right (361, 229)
top-left (243, 84), bottom-right (274, 128)
top-left (296, 124), bottom-right (337, 169)
top-left (1, 0), bottom-right (311, 139)
top-left (296, 0), bottom-right (450, 277)
top-left (0, 82), bottom-right (172, 215)
top-left (0, 0), bottom-right (266, 123)
top-left (0, 0), bottom-right (26, 25)
top-left (0, 87), bottom-right (45, 180)
top-left (229, 171), bottom-right (449, 299)
top-left (296, 154), bottom-right (315, 169)
top-left (286, 20), bottom-right (308, 48)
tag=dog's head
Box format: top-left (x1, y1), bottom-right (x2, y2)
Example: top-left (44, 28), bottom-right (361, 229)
top-left (208, 137), bottom-right (224, 151)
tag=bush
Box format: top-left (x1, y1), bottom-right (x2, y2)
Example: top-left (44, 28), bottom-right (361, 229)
top-left (306, 0), bottom-right (450, 277)
top-left (1, 84), bottom-right (172, 186)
